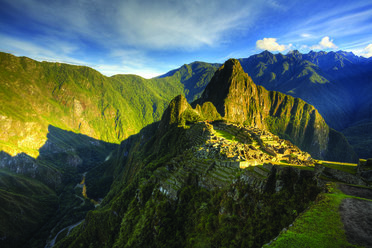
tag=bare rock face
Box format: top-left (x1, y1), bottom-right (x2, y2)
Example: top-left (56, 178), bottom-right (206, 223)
top-left (357, 158), bottom-right (372, 182)
top-left (0, 151), bottom-right (62, 188)
top-left (194, 59), bottom-right (357, 162)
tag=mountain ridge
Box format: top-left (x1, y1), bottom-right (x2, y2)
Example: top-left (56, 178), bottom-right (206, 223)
top-left (160, 50), bottom-right (372, 158)
top-left (0, 52), bottom-right (185, 157)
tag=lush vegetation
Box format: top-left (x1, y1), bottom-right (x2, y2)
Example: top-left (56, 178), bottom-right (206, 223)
top-left (0, 51), bottom-right (370, 248)
top-left (0, 52), bottom-right (185, 157)
top-left (0, 169), bottom-right (58, 248)
top-left (53, 95), bottom-right (322, 248)
top-left (159, 61), bottom-right (220, 102)
top-left (266, 183), bottom-right (362, 248)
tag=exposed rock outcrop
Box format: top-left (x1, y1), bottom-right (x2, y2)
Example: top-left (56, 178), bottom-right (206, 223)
top-left (0, 151), bottom-right (62, 189)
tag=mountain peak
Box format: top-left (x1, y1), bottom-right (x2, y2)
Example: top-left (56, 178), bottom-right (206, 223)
top-left (195, 59), bottom-right (252, 116)
top-left (160, 94), bottom-right (190, 126)
top-left (289, 50), bottom-right (301, 55)
top-left (219, 58), bottom-right (245, 77)
top-left (224, 58), bottom-right (242, 68)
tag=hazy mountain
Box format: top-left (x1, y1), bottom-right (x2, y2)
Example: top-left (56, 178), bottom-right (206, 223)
top-left (159, 61), bottom-right (221, 102)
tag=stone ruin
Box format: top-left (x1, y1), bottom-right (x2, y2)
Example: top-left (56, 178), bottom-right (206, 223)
top-left (193, 120), bottom-right (313, 169)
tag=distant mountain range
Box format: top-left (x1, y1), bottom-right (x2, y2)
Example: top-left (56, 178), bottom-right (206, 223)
top-left (162, 50), bottom-right (372, 158)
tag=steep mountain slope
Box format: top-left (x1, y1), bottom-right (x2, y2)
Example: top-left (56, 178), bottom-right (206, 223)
top-left (0, 51), bottom-right (368, 247)
top-left (54, 94), bottom-right (324, 248)
top-left (0, 52), bottom-right (184, 157)
top-left (239, 50), bottom-right (372, 158)
top-left (194, 59), bottom-right (357, 162)
top-left (239, 50), bottom-right (372, 131)
top-left (0, 52), bottom-right (188, 247)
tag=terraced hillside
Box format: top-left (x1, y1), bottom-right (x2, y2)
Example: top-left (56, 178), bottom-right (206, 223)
top-left (55, 93), bottom-right (371, 248)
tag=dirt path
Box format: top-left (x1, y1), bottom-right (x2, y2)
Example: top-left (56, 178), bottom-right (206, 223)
top-left (339, 184), bottom-right (372, 248)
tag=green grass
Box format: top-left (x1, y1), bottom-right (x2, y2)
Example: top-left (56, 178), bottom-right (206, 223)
top-left (274, 163), bottom-right (315, 171)
top-left (265, 183), bottom-right (361, 248)
top-left (214, 130), bottom-right (237, 142)
top-left (319, 160), bottom-right (358, 174)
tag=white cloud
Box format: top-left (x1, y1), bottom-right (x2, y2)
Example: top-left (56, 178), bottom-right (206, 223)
top-left (310, 36), bottom-right (337, 50)
top-left (256, 38), bottom-right (287, 52)
top-left (359, 44), bottom-right (372, 58)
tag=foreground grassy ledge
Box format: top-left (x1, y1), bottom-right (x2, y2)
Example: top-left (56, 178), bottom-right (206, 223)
top-left (264, 182), bottom-right (365, 248)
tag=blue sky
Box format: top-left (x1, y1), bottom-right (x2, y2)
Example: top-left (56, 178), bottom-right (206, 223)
top-left (1, 0), bottom-right (372, 78)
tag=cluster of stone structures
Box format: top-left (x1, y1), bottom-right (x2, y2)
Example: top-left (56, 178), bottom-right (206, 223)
top-left (156, 121), bottom-right (315, 199)
top-left (194, 121), bottom-right (312, 168)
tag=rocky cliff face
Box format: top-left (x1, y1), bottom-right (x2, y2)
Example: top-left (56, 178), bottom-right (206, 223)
top-left (194, 59), bottom-right (357, 162)
top-left (0, 151), bottom-right (62, 189)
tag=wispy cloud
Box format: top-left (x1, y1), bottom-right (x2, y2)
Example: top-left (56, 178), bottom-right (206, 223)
top-left (1, 0), bottom-right (371, 76)
top-left (112, 0), bottom-right (273, 50)
top-left (300, 33), bottom-right (312, 38)
top-left (0, 34), bottom-right (85, 65)
top-left (1, 0), bottom-right (274, 51)
top-left (0, 33), bottom-right (162, 78)
top-left (0, 0), bottom-right (285, 75)
top-left (279, 2), bottom-right (372, 52)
